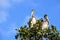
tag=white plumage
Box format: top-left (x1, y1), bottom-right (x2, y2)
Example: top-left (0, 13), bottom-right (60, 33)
top-left (42, 21), bottom-right (48, 30)
top-left (31, 17), bottom-right (36, 24)
top-left (31, 17), bottom-right (36, 28)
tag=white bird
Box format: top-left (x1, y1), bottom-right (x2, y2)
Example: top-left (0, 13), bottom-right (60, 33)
top-left (42, 14), bottom-right (49, 30)
top-left (31, 9), bottom-right (36, 28)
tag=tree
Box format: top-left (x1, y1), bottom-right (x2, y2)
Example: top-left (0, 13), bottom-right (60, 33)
top-left (15, 10), bottom-right (60, 40)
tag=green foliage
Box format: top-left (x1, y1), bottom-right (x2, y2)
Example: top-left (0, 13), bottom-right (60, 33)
top-left (15, 18), bottom-right (60, 40)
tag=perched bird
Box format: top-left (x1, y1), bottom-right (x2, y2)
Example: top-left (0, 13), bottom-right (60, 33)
top-left (42, 14), bottom-right (49, 30)
top-left (31, 9), bottom-right (36, 28)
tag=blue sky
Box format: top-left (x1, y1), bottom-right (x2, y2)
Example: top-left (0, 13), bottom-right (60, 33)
top-left (0, 0), bottom-right (60, 40)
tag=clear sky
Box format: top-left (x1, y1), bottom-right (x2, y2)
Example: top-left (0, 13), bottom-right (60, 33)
top-left (0, 0), bottom-right (60, 40)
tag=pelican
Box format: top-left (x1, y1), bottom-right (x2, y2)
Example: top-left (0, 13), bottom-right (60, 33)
top-left (42, 14), bottom-right (49, 30)
top-left (31, 9), bottom-right (36, 28)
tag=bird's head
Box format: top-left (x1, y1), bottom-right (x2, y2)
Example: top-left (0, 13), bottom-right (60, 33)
top-left (44, 14), bottom-right (48, 20)
top-left (31, 9), bottom-right (34, 17)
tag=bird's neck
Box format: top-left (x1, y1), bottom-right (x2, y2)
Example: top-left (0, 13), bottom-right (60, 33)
top-left (45, 19), bottom-right (48, 21)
